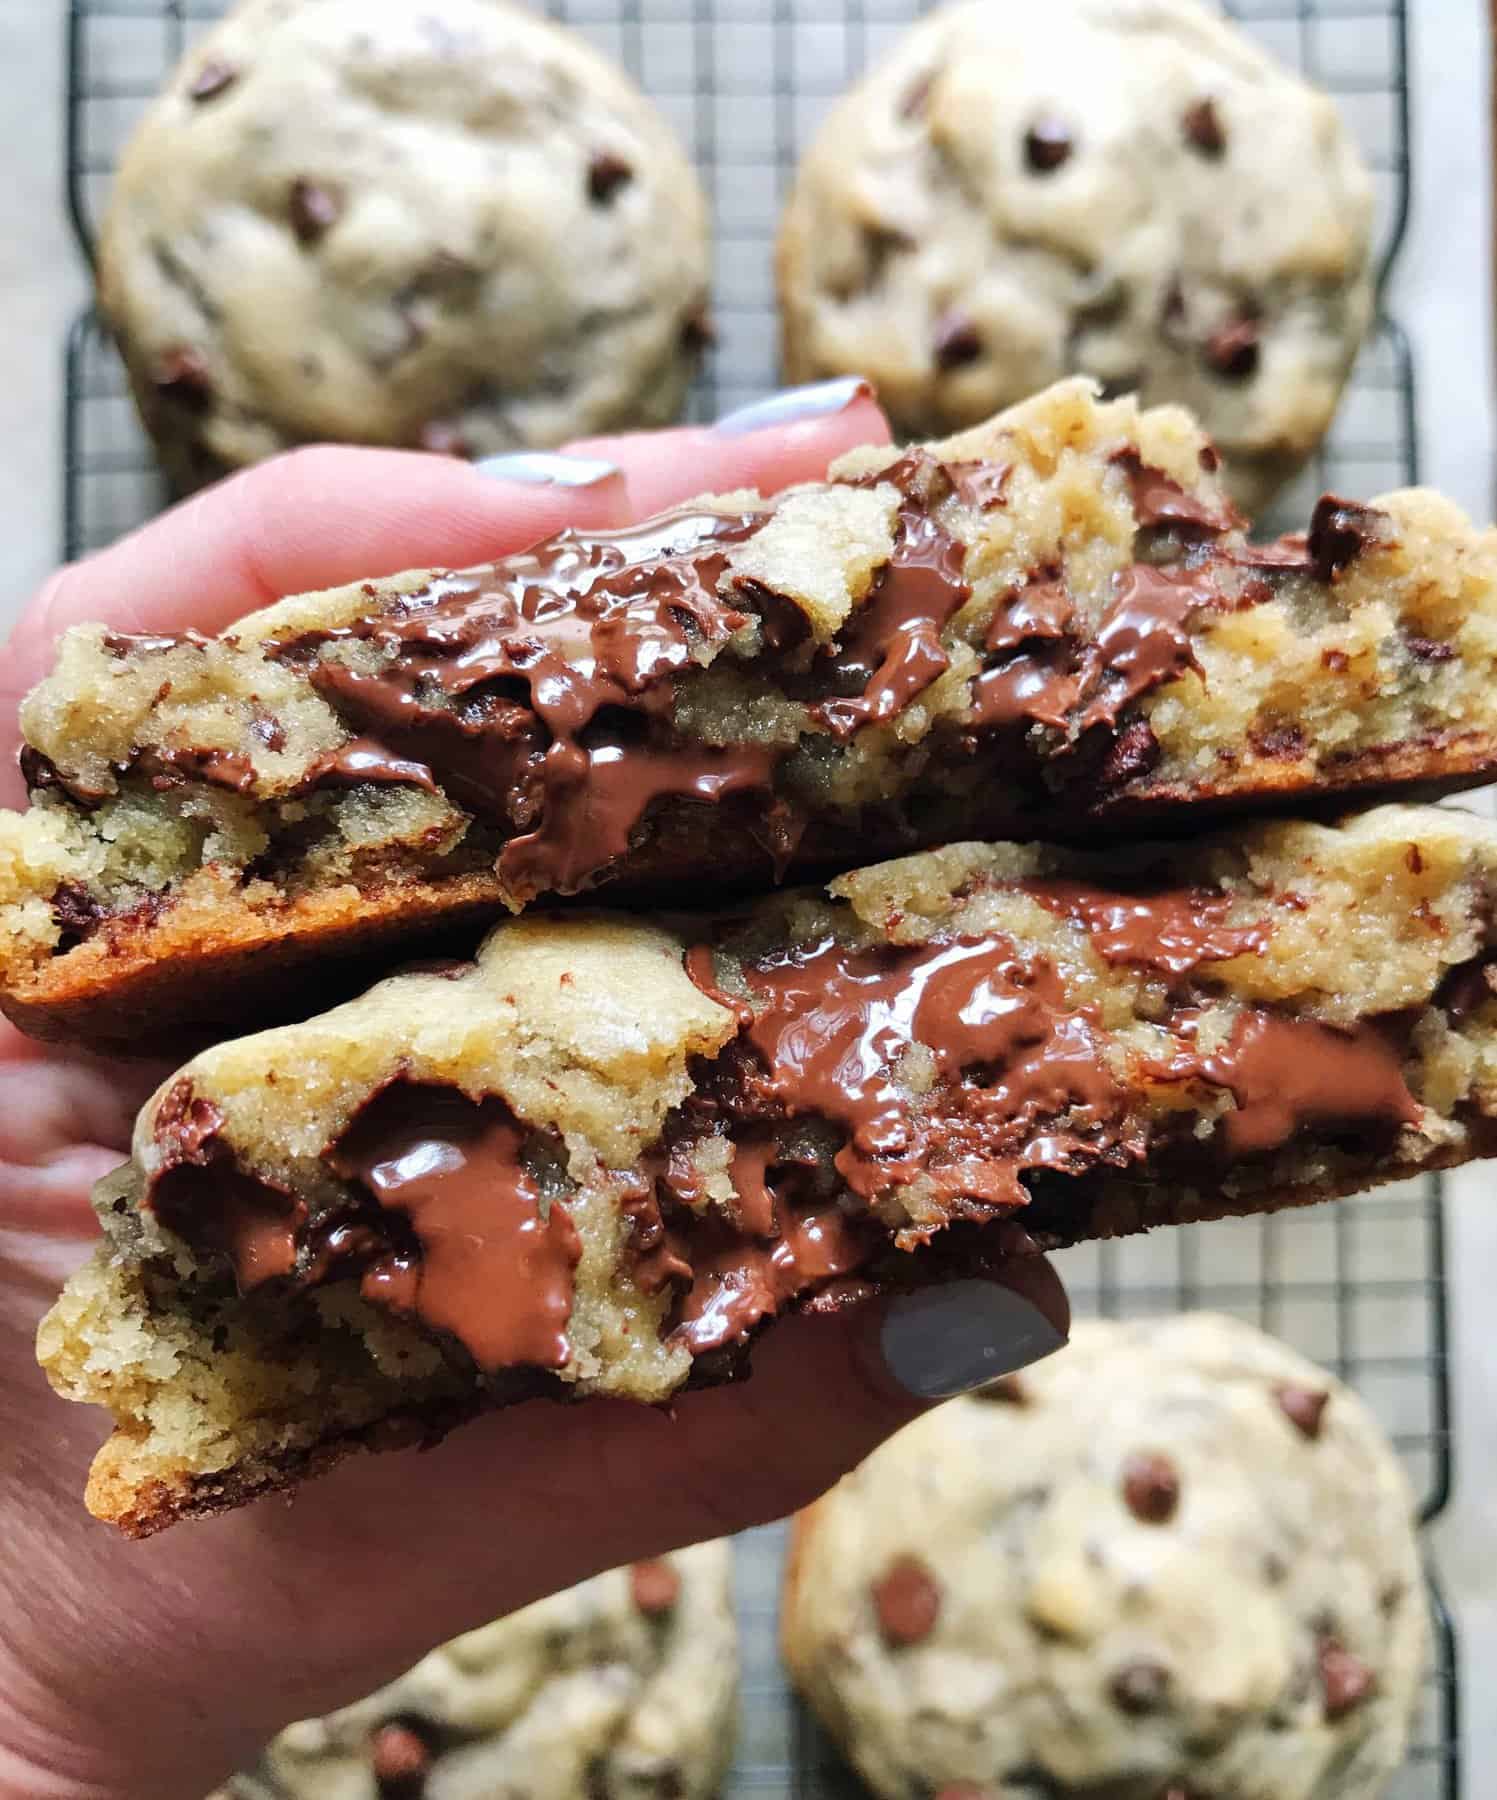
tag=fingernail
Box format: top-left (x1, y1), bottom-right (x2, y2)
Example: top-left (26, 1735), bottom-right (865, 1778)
top-left (879, 1280), bottom-right (1068, 1400)
top-left (713, 377), bottom-right (874, 438)
top-left (472, 452), bottom-right (622, 487)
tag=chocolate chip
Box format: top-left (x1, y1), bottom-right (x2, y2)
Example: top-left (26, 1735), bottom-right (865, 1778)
top-left (682, 304), bottom-right (717, 353)
top-left (370, 1719), bottom-right (431, 1797)
top-left (1307, 496), bottom-right (1388, 584)
top-left (1275, 1383), bottom-right (1329, 1439)
top-left (1121, 1452), bottom-right (1180, 1523)
top-left (188, 60), bottom-right (237, 103)
top-left (1204, 317), bottom-right (1259, 379)
top-left (933, 308), bottom-right (983, 370)
top-left (417, 420), bottom-right (468, 457)
top-left (900, 71), bottom-right (936, 120)
top-left (588, 150), bottom-right (634, 204)
top-left (289, 179), bottom-right (342, 244)
top-left (1110, 1659), bottom-right (1172, 1714)
top-left (1095, 718), bottom-right (1162, 792)
top-left (1407, 635), bottom-right (1456, 664)
top-left (1024, 117), bottom-right (1073, 172)
top-left (872, 1554), bottom-right (942, 1646)
top-left (1182, 98), bottom-right (1226, 157)
top-left (977, 1373), bottom-right (1028, 1404)
top-left (1248, 723), bottom-right (1306, 761)
top-left (1199, 444), bottom-right (1220, 473)
top-left (153, 347), bottom-right (214, 413)
top-left (1320, 1637), bottom-right (1376, 1719)
top-left (51, 881), bottom-right (105, 941)
top-left (1321, 648), bottom-right (1350, 673)
top-left (630, 1558), bottom-right (682, 1616)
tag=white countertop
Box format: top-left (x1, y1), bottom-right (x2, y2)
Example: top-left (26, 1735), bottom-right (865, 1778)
top-left (0, 0), bottom-right (1492, 1785)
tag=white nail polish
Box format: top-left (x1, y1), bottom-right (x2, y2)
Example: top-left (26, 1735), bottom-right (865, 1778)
top-left (473, 453), bottom-right (621, 487)
top-left (713, 377), bottom-right (873, 437)
top-left (879, 1281), bottom-right (1068, 1400)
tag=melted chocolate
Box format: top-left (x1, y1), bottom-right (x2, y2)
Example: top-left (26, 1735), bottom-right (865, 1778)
top-left (1112, 450), bottom-right (1242, 534)
top-left (1023, 880), bottom-right (1269, 976)
top-left (327, 1085), bottom-right (581, 1371)
top-left (271, 507), bottom-right (778, 898)
top-left (814, 457), bottom-right (971, 738)
top-left (1196, 1013), bottom-right (1421, 1156)
top-left (1307, 497), bottom-right (1388, 584)
top-left (295, 738), bottom-right (440, 794)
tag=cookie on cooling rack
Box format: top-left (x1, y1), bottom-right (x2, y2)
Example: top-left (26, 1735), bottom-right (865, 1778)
top-left (777, 0), bottom-right (1374, 517)
top-left (783, 1313), bottom-right (1427, 1799)
top-left (214, 1541), bottom-right (736, 1800)
top-left (98, 0), bottom-right (711, 491)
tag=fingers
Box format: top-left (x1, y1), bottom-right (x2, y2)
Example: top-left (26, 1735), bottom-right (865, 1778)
top-left (572, 377), bottom-right (888, 516)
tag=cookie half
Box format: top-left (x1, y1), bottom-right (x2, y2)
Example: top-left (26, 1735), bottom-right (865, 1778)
top-left (98, 0), bottom-right (711, 490)
top-left (217, 1541), bottom-right (735, 1800)
top-left (782, 1313), bottom-right (1425, 1799)
top-left (778, 0), bottom-right (1374, 515)
top-left (7, 381), bottom-right (1497, 1049)
top-left (38, 804), bottom-right (1497, 1535)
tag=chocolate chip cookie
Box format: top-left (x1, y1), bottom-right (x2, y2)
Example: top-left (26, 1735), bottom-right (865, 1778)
top-left (99, 0), bottom-right (711, 490)
top-left (778, 0), bottom-right (1374, 516)
top-left (38, 802), bottom-right (1497, 1535)
top-left (216, 1542), bottom-right (736, 1799)
top-left (8, 380), bottom-right (1497, 1051)
top-left (782, 1313), bottom-right (1426, 1798)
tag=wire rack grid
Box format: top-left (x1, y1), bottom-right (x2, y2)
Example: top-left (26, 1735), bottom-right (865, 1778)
top-left (62, 2), bottom-right (1456, 1794)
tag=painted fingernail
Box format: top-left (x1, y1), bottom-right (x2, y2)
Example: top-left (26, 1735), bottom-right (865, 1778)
top-left (713, 377), bottom-right (874, 437)
top-left (472, 452), bottom-right (622, 487)
top-left (879, 1280), bottom-right (1068, 1400)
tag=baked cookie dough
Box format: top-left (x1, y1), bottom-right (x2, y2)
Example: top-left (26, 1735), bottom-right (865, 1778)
top-left (99, 0), bottom-right (711, 490)
top-left (38, 803), bottom-right (1497, 1535)
top-left (778, 0), bottom-right (1374, 516)
top-left (783, 1313), bottom-right (1426, 1800)
top-left (8, 381), bottom-right (1497, 1050)
top-left (216, 1541), bottom-right (736, 1800)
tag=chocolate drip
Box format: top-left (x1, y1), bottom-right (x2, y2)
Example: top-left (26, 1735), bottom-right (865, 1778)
top-left (814, 461), bottom-right (971, 738)
top-left (147, 745), bottom-right (258, 794)
top-left (295, 738), bottom-right (439, 794)
top-left (1197, 1013), bottom-right (1421, 1156)
top-left (1024, 880), bottom-right (1269, 976)
top-left (327, 1085), bottom-right (581, 1371)
top-left (272, 507), bottom-right (779, 899)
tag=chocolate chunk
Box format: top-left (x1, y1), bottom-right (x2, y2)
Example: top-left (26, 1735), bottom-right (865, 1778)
top-left (630, 1558), bottom-right (682, 1616)
top-left (296, 738), bottom-right (439, 795)
top-left (1199, 443), bottom-right (1221, 473)
top-left (152, 347), bottom-right (214, 412)
top-left (681, 304), bottom-right (717, 353)
top-left (1182, 98), bottom-right (1226, 157)
top-left (1407, 635), bottom-right (1456, 664)
top-left (1321, 648), bottom-right (1350, 673)
top-left (933, 308), bottom-right (983, 371)
top-left (51, 881), bottom-right (105, 941)
top-left (1436, 955), bottom-right (1497, 1024)
top-left (417, 420), bottom-right (468, 458)
top-left (872, 1554), bottom-right (942, 1646)
top-left (588, 151), bottom-right (634, 203)
top-left (1111, 450), bottom-right (1241, 534)
top-left (1093, 717), bottom-right (1162, 791)
top-left (900, 71), bottom-right (936, 120)
top-left (249, 715), bottom-right (287, 753)
top-left (1248, 723), bottom-right (1306, 761)
top-left (1275, 1383), bottom-right (1330, 1439)
top-left (1307, 496), bottom-right (1388, 584)
top-left (1204, 317), bottom-right (1260, 380)
top-left (370, 1719), bottom-right (431, 1796)
top-left (1024, 117), bottom-right (1073, 172)
top-left (1320, 1637), bottom-right (1376, 1719)
top-left (187, 60), bottom-right (237, 103)
top-left (1026, 880), bottom-right (1268, 978)
top-left (1121, 1452), bottom-right (1180, 1523)
top-left (289, 179), bottom-right (342, 244)
top-left (1110, 1659), bottom-right (1172, 1714)
top-left (945, 460), bottom-right (1012, 512)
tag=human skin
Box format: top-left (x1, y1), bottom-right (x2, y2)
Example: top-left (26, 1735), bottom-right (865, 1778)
top-left (0, 384), bottom-right (1069, 1799)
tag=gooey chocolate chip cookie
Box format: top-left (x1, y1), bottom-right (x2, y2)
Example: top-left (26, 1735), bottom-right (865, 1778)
top-left (216, 1542), bottom-right (736, 1800)
top-left (782, 1314), bottom-right (1424, 1799)
top-left (98, 0), bottom-right (710, 490)
top-left (6, 381), bottom-right (1497, 1050)
top-left (778, 0), bottom-right (1374, 515)
top-left (37, 804), bottom-right (1497, 1535)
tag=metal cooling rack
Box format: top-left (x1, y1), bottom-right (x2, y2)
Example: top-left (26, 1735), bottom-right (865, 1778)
top-left (62, 2), bottom-right (1457, 1793)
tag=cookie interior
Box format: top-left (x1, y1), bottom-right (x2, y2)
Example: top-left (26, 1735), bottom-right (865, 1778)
top-left (37, 804), bottom-right (1497, 1535)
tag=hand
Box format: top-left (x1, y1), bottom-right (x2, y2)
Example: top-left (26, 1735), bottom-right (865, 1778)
top-left (0, 384), bottom-right (1070, 1800)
